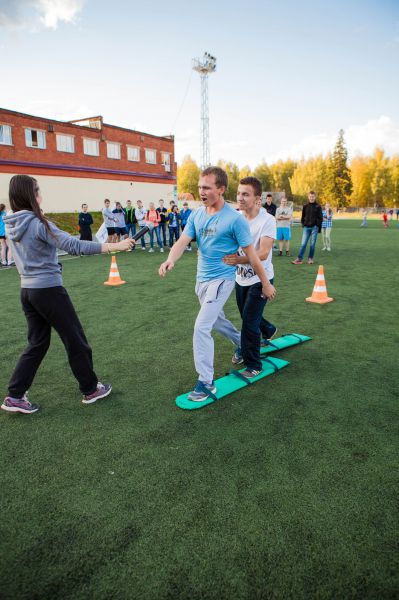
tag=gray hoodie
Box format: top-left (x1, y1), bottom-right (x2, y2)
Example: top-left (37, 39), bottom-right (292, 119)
top-left (4, 211), bottom-right (102, 288)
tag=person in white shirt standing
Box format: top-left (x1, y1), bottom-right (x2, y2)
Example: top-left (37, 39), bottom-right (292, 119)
top-left (275, 196), bottom-right (293, 256)
top-left (223, 177), bottom-right (277, 378)
top-left (135, 200), bottom-right (147, 250)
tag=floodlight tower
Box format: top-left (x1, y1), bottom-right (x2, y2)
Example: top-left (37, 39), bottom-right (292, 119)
top-left (192, 52), bottom-right (217, 168)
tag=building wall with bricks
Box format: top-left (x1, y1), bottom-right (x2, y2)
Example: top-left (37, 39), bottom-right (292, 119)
top-left (0, 108), bottom-right (176, 212)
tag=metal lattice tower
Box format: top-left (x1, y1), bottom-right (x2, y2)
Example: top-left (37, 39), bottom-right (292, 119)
top-left (192, 52), bottom-right (217, 168)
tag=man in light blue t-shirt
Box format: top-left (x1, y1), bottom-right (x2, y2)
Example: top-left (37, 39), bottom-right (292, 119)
top-left (159, 166), bottom-right (276, 402)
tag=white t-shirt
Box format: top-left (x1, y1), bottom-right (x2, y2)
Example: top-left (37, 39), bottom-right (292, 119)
top-left (236, 207), bottom-right (276, 286)
top-left (275, 205), bottom-right (293, 227)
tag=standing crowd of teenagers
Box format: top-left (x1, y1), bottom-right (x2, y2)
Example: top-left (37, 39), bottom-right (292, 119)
top-left (97, 198), bottom-right (193, 251)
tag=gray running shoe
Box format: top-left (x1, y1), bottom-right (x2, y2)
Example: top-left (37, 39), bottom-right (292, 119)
top-left (232, 347), bottom-right (244, 364)
top-left (187, 381), bottom-right (217, 402)
top-left (1, 394), bottom-right (40, 414)
top-left (82, 382), bottom-right (112, 404)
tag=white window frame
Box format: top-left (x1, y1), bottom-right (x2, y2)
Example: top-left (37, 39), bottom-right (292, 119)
top-left (83, 138), bottom-right (99, 156)
top-left (145, 148), bottom-right (156, 164)
top-left (161, 152), bottom-right (171, 171)
top-left (25, 128), bottom-right (46, 149)
top-left (106, 142), bottom-right (121, 160)
top-left (127, 145), bottom-right (140, 162)
top-left (0, 124), bottom-right (12, 145)
top-left (56, 134), bottom-right (75, 153)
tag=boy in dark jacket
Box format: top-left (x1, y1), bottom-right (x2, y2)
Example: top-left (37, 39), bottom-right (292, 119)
top-left (292, 191), bottom-right (323, 265)
top-left (78, 204), bottom-right (94, 241)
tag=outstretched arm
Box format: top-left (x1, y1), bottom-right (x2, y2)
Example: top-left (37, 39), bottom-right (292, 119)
top-left (159, 233), bottom-right (193, 276)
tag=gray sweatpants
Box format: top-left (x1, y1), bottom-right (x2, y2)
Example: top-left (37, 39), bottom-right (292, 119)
top-left (193, 279), bottom-right (241, 384)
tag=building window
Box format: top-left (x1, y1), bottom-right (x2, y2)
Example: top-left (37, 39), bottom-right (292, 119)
top-left (145, 149), bottom-right (156, 164)
top-left (0, 124), bottom-right (12, 145)
top-left (83, 138), bottom-right (99, 156)
top-left (25, 128), bottom-right (46, 149)
top-left (106, 142), bottom-right (121, 159)
top-left (56, 134), bottom-right (74, 153)
top-left (161, 152), bottom-right (171, 171)
top-left (127, 146), bottom-right (140, 162)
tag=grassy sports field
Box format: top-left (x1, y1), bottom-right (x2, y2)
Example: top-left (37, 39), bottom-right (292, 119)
top-left (0, 220), bottom-right (397, 600)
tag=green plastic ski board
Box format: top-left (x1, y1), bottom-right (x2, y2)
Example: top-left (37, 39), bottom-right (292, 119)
top-left (176, 356), bottom-right (289, 411)
top-left (260, 333), bottom-right (311, 356)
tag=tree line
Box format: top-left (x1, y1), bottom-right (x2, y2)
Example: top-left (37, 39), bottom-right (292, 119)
top-left (177, 130), bottom-right (399, 208)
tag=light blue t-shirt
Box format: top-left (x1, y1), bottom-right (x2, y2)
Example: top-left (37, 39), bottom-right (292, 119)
top-left (184, 203), bottom-right (252, 282)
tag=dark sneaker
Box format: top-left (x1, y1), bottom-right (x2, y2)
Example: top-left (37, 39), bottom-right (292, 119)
top-left (232, 347), bottom-right (244, 365)
top-left (187, 381), bottom-right (217, 402)
top-left (240, 369), bottom-right (262, 379)
top-left (82, 382), bottom-right (112, 404)
top-left (261, 326), bottom-right (278, 346)
top-left (292, 259), bottom-right (303, 265)
top-left (278, 251), bottom-right (282, 256)
top-left (1, 395), bottom-right (40, 414)
top-left (285, 251), bottom-right (290, 256)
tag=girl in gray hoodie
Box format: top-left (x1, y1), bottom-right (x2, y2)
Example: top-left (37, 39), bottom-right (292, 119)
top-left (1, 175), bottom-right (134, 414)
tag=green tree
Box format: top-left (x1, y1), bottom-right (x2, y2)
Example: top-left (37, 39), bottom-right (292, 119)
top-left (289, 156), bottom-right (328, 204)
top-left (217, 159), bottom-right (240, 201)
top-left (390, 155), bottom-right (399, 206)
top-left (177, 155), bottom-right (200, 199)
top-left (369, 148), bottom-right (393, 207)
top-left (270, 159), bottom-right (297, 199)
top-left (253, 161), bottom-right (273, 194)
top-left (325, 129), bottom-right (352, 208)
top-left (350, 155), bottom-right (373, 207)
top-left (239, 165), bottom-right (252, 180)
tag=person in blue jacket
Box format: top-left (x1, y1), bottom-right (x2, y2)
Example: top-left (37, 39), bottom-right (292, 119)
top-left (168, 205), bottom-right (180, 247)
top-left (180, 202), bottom-right (192, 251)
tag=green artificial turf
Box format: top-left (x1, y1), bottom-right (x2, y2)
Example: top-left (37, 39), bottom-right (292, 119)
top-left (0, 220), bottom-right (398, 599)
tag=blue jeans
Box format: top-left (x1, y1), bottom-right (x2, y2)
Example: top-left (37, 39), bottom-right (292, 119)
top-left (125, 223), bottom-right (136, 238)
top-left (298, 226), bottom-right (319, 260)
top-left (149, 226), bottom-right (163, 249)
top-left (169, 227), bottom-right (179, 247)
top-left (159, 222), bottom-right (167, 246)
top-left (235, 279), bottom-right (275, 371)
top-left (138, 225), bottom-right (147, 248)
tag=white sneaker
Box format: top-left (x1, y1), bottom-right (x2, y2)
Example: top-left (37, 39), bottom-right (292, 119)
top-left (187, 247), bottom-right (192, 251)
top-left (1, 261), bottom-right (7, 266)
top-left (160, 248), bottom-right (164, 253)
top-left (322, 247), bottom-right (326, 251)
top-left (148, 248), bottom-right (154, 253)
top-left (141, 247), bottom-right (146, 251)
top-left (7, 261), bottom-right (15, 266)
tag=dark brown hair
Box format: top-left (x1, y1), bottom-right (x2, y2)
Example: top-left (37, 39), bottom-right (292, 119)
top-left (9, 175), bottom-right (52, 233)
top-left (201, 166), bottom-right (228, 189)
top-left (0, 203), bottom-right (5, 212)
top-left (240, 176), bottom-right (262, 197)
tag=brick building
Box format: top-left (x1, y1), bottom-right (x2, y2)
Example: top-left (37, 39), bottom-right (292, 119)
top-left (0, 108), bottom-right (176, 212)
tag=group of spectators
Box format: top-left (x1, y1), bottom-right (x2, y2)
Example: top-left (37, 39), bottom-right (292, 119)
top-left (79, 198), bottom-right (193, 253)
top-left (263, 192), bottom-right (333, 264)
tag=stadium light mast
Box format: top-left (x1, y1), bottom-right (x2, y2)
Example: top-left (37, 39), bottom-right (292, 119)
top-left (192, 52), bottom-right (217, 169)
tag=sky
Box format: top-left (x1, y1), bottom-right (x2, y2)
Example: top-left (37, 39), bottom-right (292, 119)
top-left (1, 0), bottom-right (399, 168)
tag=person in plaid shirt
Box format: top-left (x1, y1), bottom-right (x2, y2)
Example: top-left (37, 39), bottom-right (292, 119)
top-left (322, 203), bottom-right (333, 251)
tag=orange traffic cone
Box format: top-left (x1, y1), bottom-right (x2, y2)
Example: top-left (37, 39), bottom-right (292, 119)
top-left (306, 265), bottom-right (333, 304)
top-left (104, 256), bottom-right (126, 286)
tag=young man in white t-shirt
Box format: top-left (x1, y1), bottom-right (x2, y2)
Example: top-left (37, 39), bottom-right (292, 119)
top-left (223, 177), bottom-right (277, 378)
